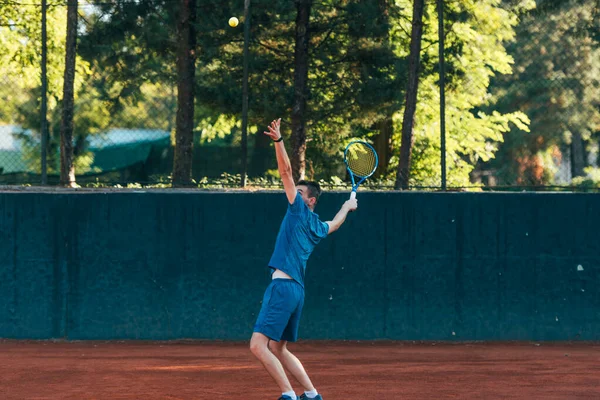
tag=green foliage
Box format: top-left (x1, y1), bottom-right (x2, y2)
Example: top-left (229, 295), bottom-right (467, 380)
top-left (0, 0), bottom-right (596, 189)
top-left (0, 2), bottom-right (66, 123)
top-left (387, 0), bottom-right (531, 186)
top-left (488, 0), bottom-right (600, 185)
top-left (0, 2), bottom-right (106, 174)
top-left (572, 167), bottom-right (600, 190)
top-left (195, 0), bottom-right (407, 177)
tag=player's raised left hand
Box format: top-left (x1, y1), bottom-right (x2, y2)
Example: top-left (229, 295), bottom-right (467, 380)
top-left (263, 118), bottom-right (282, 141)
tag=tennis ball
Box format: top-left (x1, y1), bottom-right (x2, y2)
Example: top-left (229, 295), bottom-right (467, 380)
top-left (229, 17), bottom-right (239, 28)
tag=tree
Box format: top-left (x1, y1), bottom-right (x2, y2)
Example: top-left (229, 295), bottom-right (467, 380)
top-left (78, 1), bottom-right (177, 114)
top-left (172, 0), bottom-right (197, 186)
top-left (196, 0), bottom-right (405, 180)
top-left (371, 0), bottom-right (397, 178)
top-left (385, 0), bottom-right (530, 188)
top-left (59, 0), bottom-right (78, 186)
top-left (1, 1), bottom-right (67, 176)
top-left (290, 0), bottom-right (312, 182)
top-left (50, 0), bottom-right (533, 189)
top-left (395, 0), bottom-right (424, 189)
top-left (488, 0), bottom-right (600, 186)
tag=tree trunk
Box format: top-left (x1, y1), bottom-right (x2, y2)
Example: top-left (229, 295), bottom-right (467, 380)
top-left (373, 118), bottom-right (393, 178)
top-left (290, 0), bottom-right (312, 183)
top-left (172, 0), bottom-right (197, 186)
top-left (570, 130), bottom-right (586, 178)
top-left (59, 0), bottom-right (78, 187)
top-left (372, 0), bottom-right (393, 179)
top-left (395, 0), bottom-right (425, 190)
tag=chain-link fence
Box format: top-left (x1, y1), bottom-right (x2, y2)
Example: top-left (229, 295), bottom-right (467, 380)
top-left (0, 0), bottom-right (598, 190)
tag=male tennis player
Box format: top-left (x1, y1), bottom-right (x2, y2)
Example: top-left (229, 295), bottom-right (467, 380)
top-left (250, 118), bottom-right (357, 400)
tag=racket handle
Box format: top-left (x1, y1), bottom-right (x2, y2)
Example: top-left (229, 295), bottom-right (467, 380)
top-left (350, 191), bottom-right (356, 200)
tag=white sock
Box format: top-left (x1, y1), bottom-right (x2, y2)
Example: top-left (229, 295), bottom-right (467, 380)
top-left (282, 390), bottom-right (296, 399)
top-left (304, 389), bottom-right (319, 398)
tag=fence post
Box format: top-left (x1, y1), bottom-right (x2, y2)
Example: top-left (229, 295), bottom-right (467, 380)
top-left (41, 0), bottom-right (48, 184)
top-left (438, 0), bottom-right (446, 190)
top-left (240, 0), bottom-right (251, 187)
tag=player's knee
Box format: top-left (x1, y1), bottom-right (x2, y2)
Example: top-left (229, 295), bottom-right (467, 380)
top-left (249, 340), bottom-right (260, 355)
top-left (249, 336), bottom-right (266, 356)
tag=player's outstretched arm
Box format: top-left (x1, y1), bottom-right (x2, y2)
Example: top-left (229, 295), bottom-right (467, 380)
top-left (264, 118), bottom-right (296, 204)
top-left (325, 198), bottom-right (358, 234)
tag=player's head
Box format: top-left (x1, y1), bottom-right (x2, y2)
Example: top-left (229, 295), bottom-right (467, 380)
top-left (296, 180), bottom-right (322, 210)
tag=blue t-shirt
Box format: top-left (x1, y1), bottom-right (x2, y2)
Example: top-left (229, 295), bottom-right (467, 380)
top-left (268, 192), bottom-right (330, 288)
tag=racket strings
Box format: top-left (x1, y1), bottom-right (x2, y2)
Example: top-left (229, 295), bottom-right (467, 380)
top-left (345, 143), bottom-right (377, 177)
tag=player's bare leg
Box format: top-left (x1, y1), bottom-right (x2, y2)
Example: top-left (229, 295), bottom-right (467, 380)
top-left (269, 340), bottom-right (316, 392)
top-left (250, 332), bottom-right (294, 393)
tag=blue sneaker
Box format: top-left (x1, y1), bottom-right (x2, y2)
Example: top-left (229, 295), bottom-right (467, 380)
top-left (278, 396), bottom-right (299, 400)
top-left (299, 395), bottom-right (323, 400)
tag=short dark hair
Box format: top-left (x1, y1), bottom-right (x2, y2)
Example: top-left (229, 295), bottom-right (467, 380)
top-left (297, 180), bottom-right (322, 202)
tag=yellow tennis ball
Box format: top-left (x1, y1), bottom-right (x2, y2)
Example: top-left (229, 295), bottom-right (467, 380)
top-left (229, 17), bottom-right (239, 27)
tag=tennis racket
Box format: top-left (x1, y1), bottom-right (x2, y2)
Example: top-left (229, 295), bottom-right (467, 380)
top-left (344, 141), bottom-right (378, 199)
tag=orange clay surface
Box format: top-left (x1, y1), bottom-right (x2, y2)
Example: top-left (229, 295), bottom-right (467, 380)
top-left (0, 340), bottom-right (599, 399)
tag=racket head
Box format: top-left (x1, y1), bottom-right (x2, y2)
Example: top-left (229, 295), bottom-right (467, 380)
top-left (344, 141), bottom-right (378, 180)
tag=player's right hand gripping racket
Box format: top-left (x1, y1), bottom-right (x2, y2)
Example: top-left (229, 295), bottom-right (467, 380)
top-left (344, 141), bottom-right (379, 199)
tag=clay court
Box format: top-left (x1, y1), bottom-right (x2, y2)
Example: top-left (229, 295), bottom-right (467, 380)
top-left (1, 340), bottom-right (598, 399)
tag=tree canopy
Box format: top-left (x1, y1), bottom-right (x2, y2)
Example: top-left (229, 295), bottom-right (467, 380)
top-left (0, 0), bottom-right (597, 189)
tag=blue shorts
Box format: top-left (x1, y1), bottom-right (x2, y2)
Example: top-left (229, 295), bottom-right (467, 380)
top-left (253, 278), bottom-right (305, 342)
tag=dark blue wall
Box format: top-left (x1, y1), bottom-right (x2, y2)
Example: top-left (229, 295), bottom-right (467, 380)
top-left (0, 192), bottom-right (598, 340)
